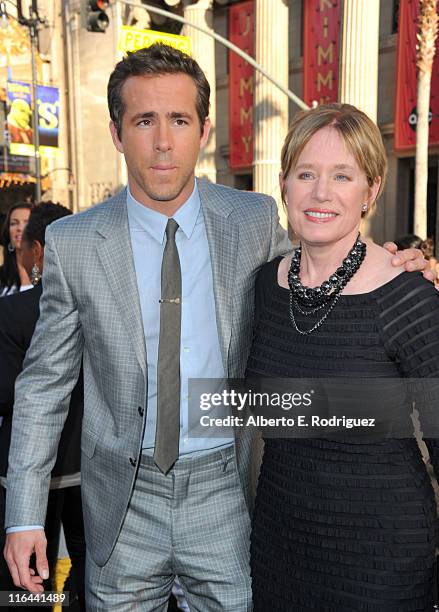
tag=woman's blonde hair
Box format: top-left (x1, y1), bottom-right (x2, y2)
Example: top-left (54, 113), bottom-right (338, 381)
top-left (280, 103), bottom-right (388, 217)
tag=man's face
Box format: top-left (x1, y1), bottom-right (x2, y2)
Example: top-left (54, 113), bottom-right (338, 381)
top-left (110, 73), bottom-right (210, 215)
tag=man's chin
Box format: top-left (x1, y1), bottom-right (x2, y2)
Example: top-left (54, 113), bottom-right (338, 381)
top-left (142, 178), bottom-right (191, 204)
top-left (129, 172), bottom-right (194, 207)
top-left (146, 190), bottom-right (181, 202)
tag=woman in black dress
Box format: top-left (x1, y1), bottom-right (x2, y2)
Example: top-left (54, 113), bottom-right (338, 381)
top-left (248, 103), bottom-right (439, 611)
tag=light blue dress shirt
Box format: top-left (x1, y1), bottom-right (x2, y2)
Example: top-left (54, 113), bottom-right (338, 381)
top-left (127, 181), bottom-right (233, 455)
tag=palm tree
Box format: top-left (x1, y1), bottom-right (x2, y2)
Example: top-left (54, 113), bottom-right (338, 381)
top-left (414, 0), bottom-right (438, 238)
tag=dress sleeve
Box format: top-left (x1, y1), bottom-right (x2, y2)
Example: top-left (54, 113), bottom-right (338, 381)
top-left (377, 273), bottom-right (439, 469)
top-left (253, 258), bottom-right (281, 330)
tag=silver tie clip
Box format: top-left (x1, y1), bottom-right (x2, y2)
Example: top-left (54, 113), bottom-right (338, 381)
top-left (159, 297), bottom-right (181, 304)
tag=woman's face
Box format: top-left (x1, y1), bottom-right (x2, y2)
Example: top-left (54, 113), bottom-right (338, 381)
top-left (281, 127), bottom-right (380, 247)
top-left (9, 207), bottom-right (31, 251)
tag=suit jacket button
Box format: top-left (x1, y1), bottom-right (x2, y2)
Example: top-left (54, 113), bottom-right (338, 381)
top-left (138, 406), bottom-right (144, 417)
top-left (129, 457), bottom-right (137, 467)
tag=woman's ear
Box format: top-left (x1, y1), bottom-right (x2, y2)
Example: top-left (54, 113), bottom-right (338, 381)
top-left (279, 171), bottom-right (285, 194)
top-left (279, 171), bottom-right (288, 205)
top-left (367, 177), bottom-right (381, 207)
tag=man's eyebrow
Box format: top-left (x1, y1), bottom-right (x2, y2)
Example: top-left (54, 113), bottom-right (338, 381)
top-left (130, 111), bottom-right (194, 122)
top-left (168, 112), bottom-right (193, 120)
top-left (131, 112), bottom-right (155, 123)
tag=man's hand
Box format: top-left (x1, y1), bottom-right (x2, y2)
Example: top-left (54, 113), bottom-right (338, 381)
top-left (383, 241), bottom-right (435, 282)
top-left (4, 530), bottom-right (49, 592)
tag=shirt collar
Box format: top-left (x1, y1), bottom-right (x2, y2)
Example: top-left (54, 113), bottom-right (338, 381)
top-left (126, 180), bottom-right (201, 244)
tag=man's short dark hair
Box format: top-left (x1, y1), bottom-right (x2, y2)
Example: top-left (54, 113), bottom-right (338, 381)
top-left (108, 43), bottom-right (210, 138)
top-left (23, 201), bottom-right (72, 247)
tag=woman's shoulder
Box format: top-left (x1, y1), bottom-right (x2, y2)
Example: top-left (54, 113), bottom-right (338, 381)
top-left (374, 271), bottom-right (439, 376)
top-left (373, 270), bottom-right (439, 356)
top-left (0, 284), bottom-right (17, 297)
top-left (0, 283), bottom-right (33, 298)
top-left (374, 270), bottom-right (438, 307)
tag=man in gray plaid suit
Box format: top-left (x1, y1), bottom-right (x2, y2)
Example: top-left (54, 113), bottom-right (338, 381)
top-left (3, 44), bottom-right (288, 611)
top-left (3, 44), bottom-right (426, 610)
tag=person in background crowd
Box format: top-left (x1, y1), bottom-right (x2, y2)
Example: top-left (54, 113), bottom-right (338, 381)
top-left (248, 103), bottom-right (439, 611)
top-left (394, 233), bottom-right (423, 251)
top-left (0, 202), bottom-right (33, 296)
top-left (419, 237), bottom-right (439, 285)
top-left (0, 213), bottom-right (5, 262)
top-left (396, 234), bottom-right (439, 285)
top-left (4, 45), bottom-right (431, 611)
top-left (0, 202), bottom-right (86, 611)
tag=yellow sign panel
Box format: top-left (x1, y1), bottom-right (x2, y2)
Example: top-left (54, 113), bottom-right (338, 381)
top-left (118, 26), bottom-right (191, 55)
top-left (10, 144), bottom-right (59, 158)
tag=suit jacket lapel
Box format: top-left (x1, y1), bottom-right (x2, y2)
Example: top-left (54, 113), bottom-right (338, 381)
top-left (96, 190), bottom-right (147, 376)
top-left (198, 180), bottom-right (238, 375)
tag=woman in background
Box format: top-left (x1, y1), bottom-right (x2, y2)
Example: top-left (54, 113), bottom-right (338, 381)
top-left (0, 202), bottom-right (33, 296)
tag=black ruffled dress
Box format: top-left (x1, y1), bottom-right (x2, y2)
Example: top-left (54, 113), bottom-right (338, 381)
top-left (247, 258), bottom-right (439, 612)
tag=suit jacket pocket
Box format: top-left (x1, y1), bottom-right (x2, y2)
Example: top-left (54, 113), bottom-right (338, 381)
top-left (81, 429), bottom-right (98, 459)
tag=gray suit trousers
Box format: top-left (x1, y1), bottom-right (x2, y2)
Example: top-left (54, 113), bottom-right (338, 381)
top-left (85, 446), bottom-right (252, 611)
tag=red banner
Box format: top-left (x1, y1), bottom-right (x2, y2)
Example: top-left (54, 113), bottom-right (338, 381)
top-left (229, 1), bottom-right (254, 169)
top-left (303, 0), bottom-right (341, 106)
top-left (394, 0), bottom-right (439, 152)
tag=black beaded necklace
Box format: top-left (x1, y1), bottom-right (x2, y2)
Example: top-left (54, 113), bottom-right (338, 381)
top-left (288, 234), bottom-right (366, 335)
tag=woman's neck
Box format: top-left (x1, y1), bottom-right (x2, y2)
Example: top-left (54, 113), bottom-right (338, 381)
top-left (299, 230), bottom-right (360, 287)
top-left (15, 251), bottom-right (31, 287)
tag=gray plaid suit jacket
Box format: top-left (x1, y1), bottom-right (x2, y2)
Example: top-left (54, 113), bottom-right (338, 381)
top-left (5, 179), bottom-right (289, 566)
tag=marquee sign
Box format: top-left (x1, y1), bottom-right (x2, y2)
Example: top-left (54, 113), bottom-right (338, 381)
top-left (394, 0), bottom-right (439, 151)
top-left (229, 0), bottom-right (254, 169)
top-left (303, 0), bottom-right (341, 107)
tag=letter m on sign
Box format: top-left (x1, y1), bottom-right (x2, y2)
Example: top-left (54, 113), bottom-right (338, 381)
top-left (303, 0), bottom-right (341, 106)
top-left (229, 1), bottom-right (255, 169)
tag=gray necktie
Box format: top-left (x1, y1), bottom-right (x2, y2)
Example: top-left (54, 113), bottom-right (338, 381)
top-left (154, 218), bottom-right (181, 474)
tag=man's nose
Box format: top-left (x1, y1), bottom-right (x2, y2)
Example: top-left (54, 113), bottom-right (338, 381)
top-left (154, 123), bottom-right (172, 152)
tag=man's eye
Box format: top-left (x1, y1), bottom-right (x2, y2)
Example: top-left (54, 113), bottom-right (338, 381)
top-left (335, 174), bottom-right (349, 181)
top-left (298, 172), bottom-right (314, 180)
top-left (138, 119), bottom-right (151, 126)
top-left (175, 118), bottom-right (188, 126)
